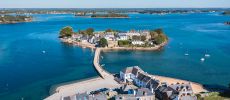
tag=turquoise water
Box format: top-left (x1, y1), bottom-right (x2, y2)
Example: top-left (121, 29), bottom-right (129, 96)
top-left (0, 13), bottom-right (229, 99)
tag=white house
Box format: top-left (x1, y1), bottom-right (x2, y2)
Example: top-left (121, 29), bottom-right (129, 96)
top-left (168, 83), bottom-right (196, 100)
top-left (104, 33), bottom-right (115, 41)
top-left (120, 66), bottom-right (159, 91)
top-left (88, 36), bottom-right (95, 44)
top-left (117, 33), bottom-right (129, 40)
top-left (72, 34), bottom-right (82, 40)
top-left (132, 41), bottom-right (145, 45)
top-left (126, 32), bottom-right (141, 38)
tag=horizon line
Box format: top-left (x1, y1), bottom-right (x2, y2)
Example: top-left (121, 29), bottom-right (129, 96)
top-left (0, 7), bottom-right (230, 9)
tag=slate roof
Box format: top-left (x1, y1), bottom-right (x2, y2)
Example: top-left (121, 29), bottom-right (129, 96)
top-left (136, 88), bottom-right (154, 97)
top-left (147, 79), bottom-right (160, 90)
top-left (169, 83), bottom-right (193, 92)
top-left (131, 67), bottom-right (139, 76)
top-left (155, 86), bottom-right (179, 100)
top-left (137, 72), bottom-right (145, 81)
top-left (142, 76), bottom-right (151, 83)
top-left (122, 67), bottom-right (133, 74)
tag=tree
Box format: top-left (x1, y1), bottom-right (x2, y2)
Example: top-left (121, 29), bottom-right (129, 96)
top-left (99, 38), bottom-right (108, 47)
top-left (59, 26), bottom-right (74, 38)
top-left (155, 34), bottom-right (166, 45)
top-left (154, 28), bottom-right (164, 34)
top-left (150, 31), bottom-right (158, 40)
top-left (105, 28), bottom-right (113, 32)
top-left (132, 35), bottom-right (140, 40)
top-left (86, 28), bottom-right (94, 36)
top-left (141, 35), bottom-right (146, 41)
top-left (118, 40), bottom-right (130, 46)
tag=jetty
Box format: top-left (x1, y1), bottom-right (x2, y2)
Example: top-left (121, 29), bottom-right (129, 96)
top-left (93, 48), bottom-right (113, 78)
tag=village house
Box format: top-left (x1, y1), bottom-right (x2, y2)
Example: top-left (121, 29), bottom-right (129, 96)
top-left (117, 33), bottom-right (129, 40)
top-left (115, 87), bottom-right (155, 100)
top-left (71, 34), bottom-right (82, 40)
top-left (107, 40), bottom-right (118, 48)
top-left (104, 32), bottom-right (116, 41)
top-left (140, 30), bottom-right (151, 40)
top-left (155, 83), bottom-right (197, 100)
top-left (169, 83), bottom-right (197, 100)
top-left (132, 40), bottom-right (145, 45)
top-left (120, 66), bottom-right (159, 91)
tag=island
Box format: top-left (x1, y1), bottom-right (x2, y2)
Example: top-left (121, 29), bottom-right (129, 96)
top-left (59, 26), bottom-right (168, 50)
top-left (91, 13), bottom-right (129, 18)
top-left (222, 11), bottom-right (230, 15)
top-left (0, 15), bottom-right (32, 24)
top-left (225, 21), bottom-right (230, 25)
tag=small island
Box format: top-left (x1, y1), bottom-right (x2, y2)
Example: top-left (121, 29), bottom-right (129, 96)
top-left (225, 21), bottom-right (230, 25)
top-left (59, 26), bottom-right (168, 50)
top-left (222, 11), bottom-right (230, 15)
top-left (91, 13), bottom-right (129, 18)
top-left (0, 15), bottom-right (32, 24)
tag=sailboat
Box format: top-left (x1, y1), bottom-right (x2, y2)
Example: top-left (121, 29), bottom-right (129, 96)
top-left (204, 50), bottom-right (210, 57)
top-left (184, 49), bottom-right (189, 56)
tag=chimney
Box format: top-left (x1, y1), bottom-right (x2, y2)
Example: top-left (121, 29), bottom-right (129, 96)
top-left (143, 91), bottom-right (147, 96)
top-left (151, 88), bottom-right (154, 93)
top-left (133, 90), bottom-right (136, 96)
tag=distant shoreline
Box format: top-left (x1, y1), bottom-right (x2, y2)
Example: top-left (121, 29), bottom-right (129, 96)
top-left (0, 20), bottom-right (32, 24)
top-left (91, 17), bottom-right (130, 18)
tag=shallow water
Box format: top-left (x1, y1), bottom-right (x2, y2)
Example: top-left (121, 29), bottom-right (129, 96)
top-left (0, 13), bottom-right (229, 99)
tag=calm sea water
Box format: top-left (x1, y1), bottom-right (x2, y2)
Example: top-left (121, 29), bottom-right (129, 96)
top-left (0, 13), bottom-right (229, 99)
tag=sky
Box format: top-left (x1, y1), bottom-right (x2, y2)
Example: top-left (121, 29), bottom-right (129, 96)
top-left (0, 0), bottom-right (230, 8)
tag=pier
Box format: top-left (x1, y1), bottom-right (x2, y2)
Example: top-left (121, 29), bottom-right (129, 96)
top-left (93, 48), bottom-right (114, 78)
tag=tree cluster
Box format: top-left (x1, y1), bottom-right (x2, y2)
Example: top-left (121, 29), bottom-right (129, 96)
top-left (79, 28), bottom-right (94, 36)
top-left (118, 40), bottom-right (130, 46)
top-left (91, 13), bottom-right (129, 18)
top-left (150, 28), bottom-right (168, 45)
top-left (59, 26), bottom-right (74, 38)
top-left (0, 15), bottom-right (32, 23)
top-left (99, 38), bottom-right (108, 47)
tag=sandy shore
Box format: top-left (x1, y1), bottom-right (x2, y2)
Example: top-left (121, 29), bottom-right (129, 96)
top-left (45, 77), bottom-right (121, 100)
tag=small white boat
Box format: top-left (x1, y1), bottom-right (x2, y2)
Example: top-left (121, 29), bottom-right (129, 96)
top-left (42, 50), bottom-right (46, 53)
top-left (184, 49), bottom-right (189, 56)
top-left (101, 64), bottom-right (105, 67)
top-left (184, 53), bottom-right (189, 56)
top-left (205, 54), bottom-right (210, 57)
top-left (200, 58), bottom-right (205, 62)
